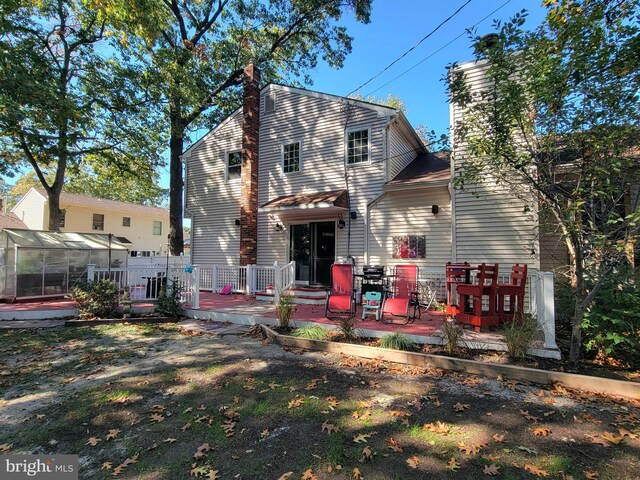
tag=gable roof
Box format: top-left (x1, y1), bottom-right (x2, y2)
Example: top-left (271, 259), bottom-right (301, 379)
top-left (181, 83), bottom-right (421, 160)
top-left (385, 151), bottom-right (451, 190)
top-left (31, 188), bottom-right (168, 217)
top-left (0, 212), bottom-right (27, 230)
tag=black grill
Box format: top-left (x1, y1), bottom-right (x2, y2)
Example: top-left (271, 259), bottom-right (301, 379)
top-left (362, 265), bottom-right (385, 280)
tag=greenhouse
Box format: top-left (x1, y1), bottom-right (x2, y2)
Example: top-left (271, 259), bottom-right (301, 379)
top-left (0, 229), bottom-right (129, 300)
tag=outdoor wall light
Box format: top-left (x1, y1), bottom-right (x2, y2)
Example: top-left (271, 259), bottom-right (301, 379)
top-left (431, 205), bottom-right (439, 215)
top-left (274, 222), bottom-right (284, 232)
top-left (338, 219), bottom-right (346, 229)
top-left (235, 219), bottom-right (241, 226)
top-left (350, 211), bottom-right (357, 220)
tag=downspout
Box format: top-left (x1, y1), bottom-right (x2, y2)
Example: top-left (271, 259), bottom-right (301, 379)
top-left (342, 101), bottom-right (354, 262)
top-left (182, 158), bottom-right (195, 264)
top-left (449, 97), bottom-right (457, 262)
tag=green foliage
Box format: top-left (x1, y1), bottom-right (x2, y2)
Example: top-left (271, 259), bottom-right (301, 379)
top-left (503, 314), bottom-right (538, 361)
top-left (71, 280), bottom-right (120, 319)
top-left (155, 278), bottom-right (184, 318)
top-left (443, 320), bottom-right (464, 356)
top-left (448, 0), bottom-right (640, 362)
top-left (583, 269), bottom-right (640, 366)
top-left (337, 316), bottom-right (358, 342)
top-left (291, 325), bottom-right (329, 341)
top-left (275, 293), bottom-right (294, 329)
top-left (378, 332), bottom-right (418, 352)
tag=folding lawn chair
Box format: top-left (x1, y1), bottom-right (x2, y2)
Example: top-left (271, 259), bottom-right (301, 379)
top-left (325, 263), bottom-right (356, 320)
top-left (381, 264), bottom-right (420, 324)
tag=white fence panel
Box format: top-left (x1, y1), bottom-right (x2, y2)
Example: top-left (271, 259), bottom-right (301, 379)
top-left (127, 256), bottom-right (187, 268)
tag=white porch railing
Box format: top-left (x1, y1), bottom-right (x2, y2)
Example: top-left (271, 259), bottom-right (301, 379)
top-left (88, 264), bottom-right (200, 309)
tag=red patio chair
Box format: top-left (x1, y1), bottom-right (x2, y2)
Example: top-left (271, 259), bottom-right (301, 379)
top-left (325, 263), bottom-right (356, 319)
top-left (456, 263), bottom-right (499, 331)
top-left (381, 265), bottom-right (420, 325)
top-left (497, 264), bottom-right (528, 323)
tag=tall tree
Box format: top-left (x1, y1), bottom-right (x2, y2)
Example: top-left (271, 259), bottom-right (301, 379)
top-left (98, 0), bottom-right (372, 254)
top-left (0, 0), bottom-right (164, 231)
top-left (448, 0), bottom-right (640, 363)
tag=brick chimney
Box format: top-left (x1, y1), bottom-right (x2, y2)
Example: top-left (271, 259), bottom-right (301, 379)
top-left (240, 62), bottom-right (260, 266)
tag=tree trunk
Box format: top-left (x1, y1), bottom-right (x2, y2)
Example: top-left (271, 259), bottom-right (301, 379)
top-left (46, 187), bottom-right (63, 232)
top-left (168, 119), bottom-right (184, 255)
top-left (569, 294), bottom-right (585, 365)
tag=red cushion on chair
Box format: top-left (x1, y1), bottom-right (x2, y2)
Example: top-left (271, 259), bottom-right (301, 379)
top-left (328, 294), bottom-right (352, 311)
top-left (383, 298), bottom-right (409, 316)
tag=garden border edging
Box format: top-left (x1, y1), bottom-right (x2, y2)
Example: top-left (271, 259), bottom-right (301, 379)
top-left (261, 325), bottom-right (639, 401)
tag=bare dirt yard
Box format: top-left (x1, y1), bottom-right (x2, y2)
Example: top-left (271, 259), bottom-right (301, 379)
top-left (0, 323), bottom-right (638, 479)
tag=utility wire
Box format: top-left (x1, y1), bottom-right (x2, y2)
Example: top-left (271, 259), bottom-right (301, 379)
top-left (346, 0), bottom-right (473, 97)
top-left (366, 0), bottom-right (514, 96)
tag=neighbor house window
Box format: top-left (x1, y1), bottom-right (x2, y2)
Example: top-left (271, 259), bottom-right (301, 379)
top-left (122, 216), bottom-right (131, 227)
top-left (153, 221), bottom-right (162, 235)
top-left (347, 128), bottom-right (370, 164)
top-left (282, 141), bottom-right (301, 173)
top-left (92, 213), bottom-right (104, 231)
top-left (226, 151), bottom-right (242, 180)
top-left (59, 209), bottom-right (66, 228)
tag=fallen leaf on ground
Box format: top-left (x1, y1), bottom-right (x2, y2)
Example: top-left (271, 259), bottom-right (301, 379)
top-left (85, 437), bottom-right (101, 446)
top-left (353, 432), bottom-right (376, 443)
top-left (0, 444), bottom-right (13, 452)
top-left (359, 446), bottom-right (373, 463)
top-left (301, 468), bottom-right (318, 480)
top-left (111, 453), bottom-right (139, 477)
top-left (353, 467), bottom-right (362, 479)
top-left (276, 473), bottom-right (293, 480)
top-left (454, 402), bottom-right (470, 412)
top-left (533, 427), bottom-right (551, 437)
top-left (288, 398), bottom-right (304, 409)
top-left (261, 429), bottom-right (270, 438)
top-left (458, 442), bottom-right (480, 455)
top-left (163, 438), bottom-right (177, 444)
top-left (149, 413), bottom-right (164, 423)
top-left (483, 454), bottom-right (501, 461)
top-left (586, 435), bottom-right (610, 447)
top-left (518, 446), bottom-right (538, 455)
top-left (584, 471), bottom-right (599, 479)
top-left (207, 471), bottom-right (220, 480)
top-left (519, 410), bottom-right (540, 423)
top-left (102, 462), bottom-right (112, 470)
top-left (524, 464), bottom-right (549, 477)
top-left (322, 421), bottom-right (339, 434)
top-left (424, 421), bottom-right (450, 435)
top-left (600, 432), bottom-right (624, 444)
top-left (193, 443), bottom-right (212, 460)
top-left (325, 396), bottom-right (339, 408)
top-left (447, 457), bottom-right (460, 471)
top-left (106, 429), bottom-right (121, 441)
top-left (492, 434), bottom-right (505, 443)
top-left (182, 422), bottom-right (192, 431)
top-left (406, 456), bottom-right (420, 469)
top-left (386, 437), bottom-right (403, 452)
top-left (618, 428), bottom-right (637, 439)
top-left (483, 464), bottom-right (500, 476)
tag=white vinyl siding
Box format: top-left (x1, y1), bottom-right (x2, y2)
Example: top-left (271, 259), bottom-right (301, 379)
top-left (11, 189), bottom-right (47, 230)
top-left (368, 188), bottom-right (452, 270)
top-left (388, 122), bottom-right (419, 180)
top-left (257, 88), bottom-right (391, 268)
top-left (451, 60), bottom-right (540, 268)
top-left (185, 112), bottom-right (242, 265)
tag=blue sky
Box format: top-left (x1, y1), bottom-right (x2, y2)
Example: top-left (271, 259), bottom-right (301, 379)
top-left (307, 0), bottom-right (547, 140)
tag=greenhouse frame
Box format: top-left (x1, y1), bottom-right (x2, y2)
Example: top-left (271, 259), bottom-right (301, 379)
top-left (0, 229), bottom-right (129, 300)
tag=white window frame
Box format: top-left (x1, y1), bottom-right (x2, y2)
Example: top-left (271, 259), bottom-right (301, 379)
top-left (281, 140), bottom-right (302, 174)
top-left (345, 126), bottom-right (371, 165)
top-left (153, 220), bottom-right (162, 236)
top-left (225, 150), bottom-right (242, 182)
top-left (264, 91), bottom-right (277, 113)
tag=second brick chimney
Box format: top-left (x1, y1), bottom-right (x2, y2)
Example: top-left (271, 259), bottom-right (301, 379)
top-left (240, 62), bottom-right (260, 266)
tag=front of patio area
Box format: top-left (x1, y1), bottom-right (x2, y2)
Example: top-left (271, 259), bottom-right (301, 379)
top-left (0, 291), bottom-right (559, 358)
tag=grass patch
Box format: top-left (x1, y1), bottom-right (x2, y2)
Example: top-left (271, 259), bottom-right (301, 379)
top-left (378, 332), bottom-right (418, 351)
top-left (291, 325), bottom-right (329, 340)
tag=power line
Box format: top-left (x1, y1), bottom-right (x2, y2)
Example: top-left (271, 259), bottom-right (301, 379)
top-left (366, 0), bottom-right (514, 96)
top-left (346, 0), bottom-right (473, 97)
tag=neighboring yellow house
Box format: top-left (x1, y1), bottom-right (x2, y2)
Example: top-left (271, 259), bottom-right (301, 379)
top-left (11, 188), bottom-right (170, 257)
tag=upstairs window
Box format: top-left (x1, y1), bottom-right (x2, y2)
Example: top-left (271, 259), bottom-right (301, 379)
top-left (226, 151), bottom-right (242, 181)
top-left (347, 128), bottom-right (370, 164)
top-left (92, 213), bottom-right (104, 231)
top-left (264, 91), bottom-right (276, 113)
top-left (122, 216), bottom-right (131, 227)
top-left (153, 221), bottom-right (162, 236)
top-left (59, 209), bottom-right (66, 228)
top-left (282, 141), bottom-right (301, 173)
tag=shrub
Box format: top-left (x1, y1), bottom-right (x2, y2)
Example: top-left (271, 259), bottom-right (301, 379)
top-left (503, 313), bottom-right (538, 361)
top-left (337, 316), bottom-right (358, 342)
top-left (155, 278), bottom-right (184, 318)
top-left (443, 320), bottom-right (464, 356)
top-left (71, 279), bottom-right (119, 319)
top-left (378, 332), bottom-right (418, 351)
top-left (582, 269), bottom-right (640, 366)
top-left (292, 325), bottom-right (329, 340)
top-left (275, 292), bottom-right (294, 328)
